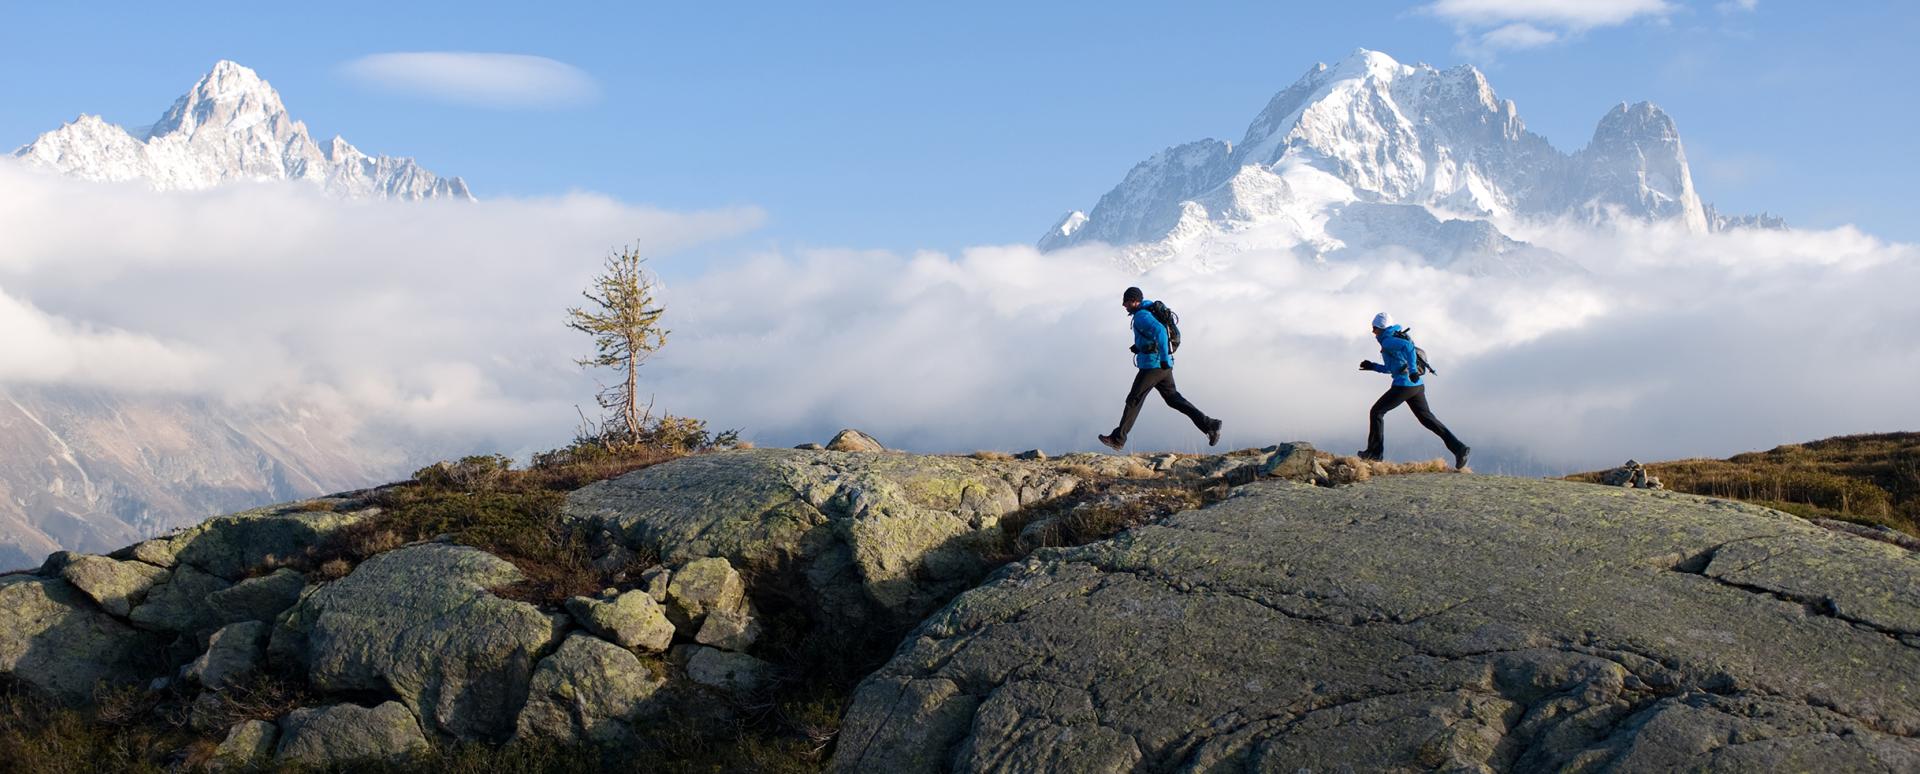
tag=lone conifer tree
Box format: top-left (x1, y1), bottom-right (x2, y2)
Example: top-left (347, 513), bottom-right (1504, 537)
top-left (568, 247), bottom-right (668, 441)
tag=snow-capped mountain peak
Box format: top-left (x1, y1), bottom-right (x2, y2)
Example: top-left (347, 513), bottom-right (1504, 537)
top-left (1573, 101), bottom-right (1708, 231)
top-left (13, 60), bottom-right (471, 201)
top-left (147, 60), bottom-right (288, 139)
top-left (1040, 48), bottom-right (1760, 274)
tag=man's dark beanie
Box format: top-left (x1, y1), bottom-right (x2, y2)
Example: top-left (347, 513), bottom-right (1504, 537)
top-left (1123, 287), bottom-right (1144, 303)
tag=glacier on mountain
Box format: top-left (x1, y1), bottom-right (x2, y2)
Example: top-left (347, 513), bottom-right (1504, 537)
top-left (1042, 49), bottom-right (1774, 274)
top-left (11, 60), bottom-right (470, 200)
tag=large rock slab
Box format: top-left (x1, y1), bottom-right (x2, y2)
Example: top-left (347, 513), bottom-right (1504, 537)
top-left (206, 568), bottom-right (305, 625)
top-left (836, 475), bottom-right (1920, 773)
top-left (127, 502), bottom-right (377, 580)
top-left (275, 701), bottom-right (430, 765)
top-left (564, 449), bottom-right (1080, 636)
top-left (59, 554), bottom-right (169, 617)
top-left (0, 575), bottom-right (165, 702)
top-left (270, 543), bottom-right (561, 740)
top-left (514, 633), bottom-right (667, 744)
top-left (127, 564), bottom-right (230, 634)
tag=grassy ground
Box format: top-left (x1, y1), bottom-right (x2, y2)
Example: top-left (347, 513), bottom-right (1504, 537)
top-left (1566, 432), bottom-right (1920, 537)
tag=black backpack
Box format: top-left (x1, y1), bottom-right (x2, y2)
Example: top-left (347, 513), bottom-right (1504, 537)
top-left (1392, 327), bottom-right (1435, 376)
top-left (1145, 301), bottom-right (1181, 353)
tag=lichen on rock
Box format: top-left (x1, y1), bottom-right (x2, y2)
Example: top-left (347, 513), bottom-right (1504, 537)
top-left (268, 543), bottom-right (561, 740)
top-left (274, 701), bottom-right (429, 765)
top-left (835, 475), bottom-right (1920, 772)
top-left (564, 449), bottom-right (1081, 639)
top-left (514, 633), bottom-right (667, 744)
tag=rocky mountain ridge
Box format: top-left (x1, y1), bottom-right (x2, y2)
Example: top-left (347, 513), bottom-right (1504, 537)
top-left (12, 60), bottom-right (471, 200)
top-left (1042, 49), bottom-right (1779, 274)
top-left (2, 440), bottom-right (1914, 771)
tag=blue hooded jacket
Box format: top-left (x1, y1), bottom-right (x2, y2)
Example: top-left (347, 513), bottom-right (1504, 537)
top-left (1368, 325), bottom-right (1423, 387)
top-left (1130, 302), bottom-right (1174, 370)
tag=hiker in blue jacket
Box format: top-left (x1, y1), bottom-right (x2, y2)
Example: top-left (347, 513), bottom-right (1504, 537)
top-left (1358, 312), bottom-right (1470, 469)
top-left (1099, 287), bottom-right (1222, 451)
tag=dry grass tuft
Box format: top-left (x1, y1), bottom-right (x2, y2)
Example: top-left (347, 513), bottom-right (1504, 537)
top-left (264, 441), bottom-right (693, 601)
top-left (0, 679), bottom-right (185, 774)
top-left (970, 450), bottom-right (1014, 462)
top-left (1060, 463), bottom-right (1098, 479)
top-left (1315, 454), bottom-right (1454, 485)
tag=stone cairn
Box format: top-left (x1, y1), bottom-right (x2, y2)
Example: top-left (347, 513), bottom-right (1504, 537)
top-left (1600, 460), bottom-right (1663, 490)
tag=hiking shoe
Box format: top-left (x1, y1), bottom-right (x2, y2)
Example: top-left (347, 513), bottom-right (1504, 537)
top-left (1355, 451), bottom-right (1382, 462)
top-left (1206, 419), bottom-right (1223, 447)
top-left (1097, 434), bottom-right (1125, 451)
top-left (1454, 446), bottom-right (1472, 471)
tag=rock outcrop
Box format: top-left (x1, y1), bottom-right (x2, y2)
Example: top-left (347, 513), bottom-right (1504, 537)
top-left (0, 574), bottom-right (166, 702)
top-left (59, 554), bottom-right (169, 617)
top-left (126, 501), bottom-right (376, 580)
top-left (206, 567), bottom-right (305, 625)
top-left (514, 634), bottom-right (667, 744)
top-left (564, 449), bottom-right (1083, 637)
top-left (836, 475), bottom-right (1920, 772)
top-left (269, 543), bottom-right (561, 741)
top-left (5, 445), bottom-right (1915, 771)
top-left (275, 701), bottom-right (431, 765)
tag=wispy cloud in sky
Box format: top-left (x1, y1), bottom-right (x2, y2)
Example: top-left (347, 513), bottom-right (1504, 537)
top-left (1420, 0), bottom-right (1677, 57)
top-left (340, 52), bottom-right (599, 109)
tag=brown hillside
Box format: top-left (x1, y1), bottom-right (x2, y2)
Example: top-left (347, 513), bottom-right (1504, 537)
top-left (1568, 432), bottom-right (1920, 537)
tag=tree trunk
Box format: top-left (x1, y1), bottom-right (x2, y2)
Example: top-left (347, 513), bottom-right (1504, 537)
top-left (625, 341), bottom-right (640, 437)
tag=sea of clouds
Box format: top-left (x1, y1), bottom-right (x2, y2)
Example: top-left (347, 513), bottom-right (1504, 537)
top-left (3, 156), bottom-right (1915, 476)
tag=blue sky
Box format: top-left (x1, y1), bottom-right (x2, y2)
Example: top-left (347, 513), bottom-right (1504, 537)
top-left (4, 1), bottom-right (1916, 252)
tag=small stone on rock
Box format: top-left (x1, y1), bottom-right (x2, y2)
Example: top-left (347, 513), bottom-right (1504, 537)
top-left (826, 429), bottom-right (886, 452)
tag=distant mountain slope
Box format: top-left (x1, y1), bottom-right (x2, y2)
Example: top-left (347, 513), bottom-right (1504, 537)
top-left (1569, 432), bottom-right (1920, 538)
top-left (1042, 48), bottom-right (1778, 274)
top-left (12, 60), bottom-right (471, 200)
top-left (0, 387), bottom-right (394, 570)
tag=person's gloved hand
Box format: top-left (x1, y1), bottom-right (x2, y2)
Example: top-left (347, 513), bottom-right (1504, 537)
top-left (1129, 344), bottom-right (1142, 354)
top-left (1359, 360), bottom-right (1378, 371)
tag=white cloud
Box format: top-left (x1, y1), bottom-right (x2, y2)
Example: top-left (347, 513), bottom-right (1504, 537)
top-left (642, 220), bottom-right (1919, 474)
top-left (1480, 22), bottom-right (1562, 50)
top-left (0, 158), bottom-right (759, 457)
top-left (1424, 0), bottom-right (1676, 28)
top-left (6, 155), bottom-right (1916, 478)
top-left (0, 287), bottom-right (207, 390)
top-left (1716, 0), bottom-right (1758, 13)
top-left (340, 52), bottom-right (599, 109)
top-left (1422, 0), bottom-right (1676, 56)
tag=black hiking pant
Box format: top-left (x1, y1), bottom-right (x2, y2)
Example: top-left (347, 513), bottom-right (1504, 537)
top-left (1110, 368), bottom-right (1215, 443)
top-left (1363, 384), bottom-right (1466, 459)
